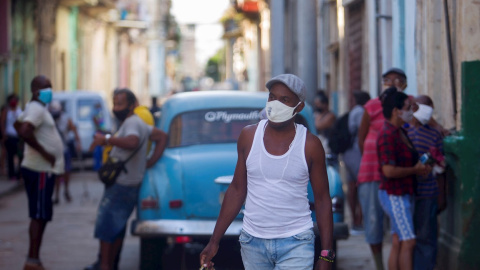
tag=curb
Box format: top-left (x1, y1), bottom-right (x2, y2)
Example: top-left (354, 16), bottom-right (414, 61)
top-left (0, 181), bottom-right (24, 199)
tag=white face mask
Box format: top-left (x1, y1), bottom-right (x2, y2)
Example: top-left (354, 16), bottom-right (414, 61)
top-left (399, 109), bottom-right (414, 123)
top-left (413, 104), bottom-right (433, 125)
top-left (265, 100), bottom-right (300, 123)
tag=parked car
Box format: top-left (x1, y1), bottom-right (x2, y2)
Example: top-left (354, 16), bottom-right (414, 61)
top-left (131, 90), bottom-right (348, 269)
top-left (52, 91), bottom-right (113, 158)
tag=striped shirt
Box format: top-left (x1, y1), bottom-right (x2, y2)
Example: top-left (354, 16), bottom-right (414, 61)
top-left (406, 124), bottom-right (443, 198)
top-left (358, 98), bottom-right (384, 183)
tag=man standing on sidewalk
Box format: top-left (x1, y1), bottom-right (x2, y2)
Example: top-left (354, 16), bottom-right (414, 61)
top-left (89, 88), bottom-right (168, 270)
top-left (14, 75), bottom-right (65, 270)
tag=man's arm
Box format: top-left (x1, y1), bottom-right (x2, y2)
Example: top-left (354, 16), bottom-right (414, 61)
top-left (357, 110), bottom-right (370, 154)
top-left (199, 125), bottom-right (254, 269)
top-left (315, 112), bottom-right (336, 132)
top-left (306, 133), bottom-right (333, 270)
top-left (14, 121), bottom-right (55, 166)
top-left (90, 133), bottom-right (140, 152)
top-left (146, 128), bottom-right (168, 168)
top-left (67, 118), bottom-right (82, 151)
top-left (429, 117), bottom-right (450, 137)
top-left (381, 163), bottom-right (430, 178)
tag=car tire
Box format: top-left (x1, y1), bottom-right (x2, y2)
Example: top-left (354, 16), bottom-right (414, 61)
top-left (140, 237), bottom-right (166, 270)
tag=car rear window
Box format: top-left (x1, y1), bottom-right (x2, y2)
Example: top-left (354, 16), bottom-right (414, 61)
top-left (168, 108), bottom-right (263, 147)
top-left (77, 99), bottom-right (103, 121)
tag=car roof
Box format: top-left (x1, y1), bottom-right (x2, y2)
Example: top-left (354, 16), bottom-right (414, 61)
top-left (165, 90), bottom-right (268, 109)
top-left (160, 91), bottom-right (267, 130)
top-left (52, 90), bottom-right (106, 99)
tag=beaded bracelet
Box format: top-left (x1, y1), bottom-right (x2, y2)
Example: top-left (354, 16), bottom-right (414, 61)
top-left (319, 256), bottom-right (334, 263)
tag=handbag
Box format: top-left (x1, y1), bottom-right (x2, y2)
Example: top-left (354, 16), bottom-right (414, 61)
top-left (98, 138), bottom-right (144, 187)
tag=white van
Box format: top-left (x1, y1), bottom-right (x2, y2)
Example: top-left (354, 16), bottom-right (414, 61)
top-left (52, 91), bottom-right (113, 157)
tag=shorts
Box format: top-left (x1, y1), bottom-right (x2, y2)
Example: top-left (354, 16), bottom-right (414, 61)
top-left (94, 183), bottom-right (139, 243)
top-left (358, 181), bottom-right (384, 244)
top-left (378, 189), bottom-right (415, 241)
top-left (342, 148), bottom-right (361, 183)
top-left (64, 151), bottom-right (72, 172)
top-left (21, 167), bottom-right (56, 221)
top-left (239, 229), bottom-right (315, 270)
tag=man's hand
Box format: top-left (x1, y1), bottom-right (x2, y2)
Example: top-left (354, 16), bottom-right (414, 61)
top-left (414, 161), bottom-right (432, 176)
top-left (146, 158), bottom-right (155, 169)
top-left (89, 133), bottom-right (106, 152)
top-left (199, 241), bottom-right (218, 270)
top-left (315, 258), bottom-right (332, 270)
top-left (42, 152), bottom-right (56, 167)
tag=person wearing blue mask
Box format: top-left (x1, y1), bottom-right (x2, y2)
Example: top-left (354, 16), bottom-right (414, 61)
top-left (14, 75), bottom-right (65, 270)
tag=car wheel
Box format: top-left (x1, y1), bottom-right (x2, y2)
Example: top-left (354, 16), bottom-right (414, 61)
top-left (140, 237), bottom-right (166, 270)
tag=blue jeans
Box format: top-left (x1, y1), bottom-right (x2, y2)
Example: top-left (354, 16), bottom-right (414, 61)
top-left (413, 197), bottom-right (438, 270)
top-left (358, 181), bottom-right (385, 244)
top-left (239, 229), bottom-right (315, 270)
top-left (94, 184), bottom-right (139, 242)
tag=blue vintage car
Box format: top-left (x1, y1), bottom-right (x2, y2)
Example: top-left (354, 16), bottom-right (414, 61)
top-left (131, 91), bottom-right (348, 269)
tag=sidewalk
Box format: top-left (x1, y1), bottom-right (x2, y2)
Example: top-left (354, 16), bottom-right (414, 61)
top-left (336, 184), bottom-right (393, 269)
top-left (0, 158), bottom-right (93, 199)
top-left (0, 176), bottom-right (23, 199)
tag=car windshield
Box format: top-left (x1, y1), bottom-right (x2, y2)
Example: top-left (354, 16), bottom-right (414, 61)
top-left (168, 108), bottom-right (263, 147)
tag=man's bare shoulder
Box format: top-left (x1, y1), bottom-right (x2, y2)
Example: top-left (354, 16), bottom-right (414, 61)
top-left (305, 130), bottom-right (325, 157)
top-left (237, 123), bottom-right (259, 147)
top-left (243, 123), bottom-right (259, 134)
top-left (305, 129), bottom-right (321, 145)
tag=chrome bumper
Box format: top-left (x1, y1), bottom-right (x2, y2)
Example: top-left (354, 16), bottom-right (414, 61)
top-left (131, 219), bottom-right (243, 237)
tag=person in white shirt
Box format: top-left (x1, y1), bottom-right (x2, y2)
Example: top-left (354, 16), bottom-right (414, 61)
top-left (14, 75), bottom-right (65, 270)
top-left (200, 74), bottom-right (334, 270)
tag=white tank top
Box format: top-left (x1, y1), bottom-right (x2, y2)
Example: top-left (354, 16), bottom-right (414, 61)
top-left (243, 119), bottom-right (313, 239)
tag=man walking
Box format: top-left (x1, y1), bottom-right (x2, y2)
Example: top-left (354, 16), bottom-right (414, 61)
top-left (89, 88), bottom-right (167, 270)
top-left (14, 75), bottom-right (65, 270)
top-left (200, 74), bottom-right (334, 270)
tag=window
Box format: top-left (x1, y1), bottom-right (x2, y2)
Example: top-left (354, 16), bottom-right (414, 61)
top-left (168, 108), bottom-right (263, 147)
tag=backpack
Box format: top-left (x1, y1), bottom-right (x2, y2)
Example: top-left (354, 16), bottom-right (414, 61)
top-left (328, 112), bottom-right (354, 155)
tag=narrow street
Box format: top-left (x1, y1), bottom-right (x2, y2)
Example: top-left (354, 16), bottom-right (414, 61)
top-left (0, 171), bottom-right (139, 270)
top-left (0, 170), bottom-right (391, 270)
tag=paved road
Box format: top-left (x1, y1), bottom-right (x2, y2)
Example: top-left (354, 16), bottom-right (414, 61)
top-left (0, 171), bottom-right (391, 270)
top-left (0, 171), bottom-right (139, 270)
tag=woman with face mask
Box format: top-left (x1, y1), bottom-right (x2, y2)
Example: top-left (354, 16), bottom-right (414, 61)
top-left (355, 68), bottom-right (412, 270)
top-left (376, 88), bottom-right (432, 270)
